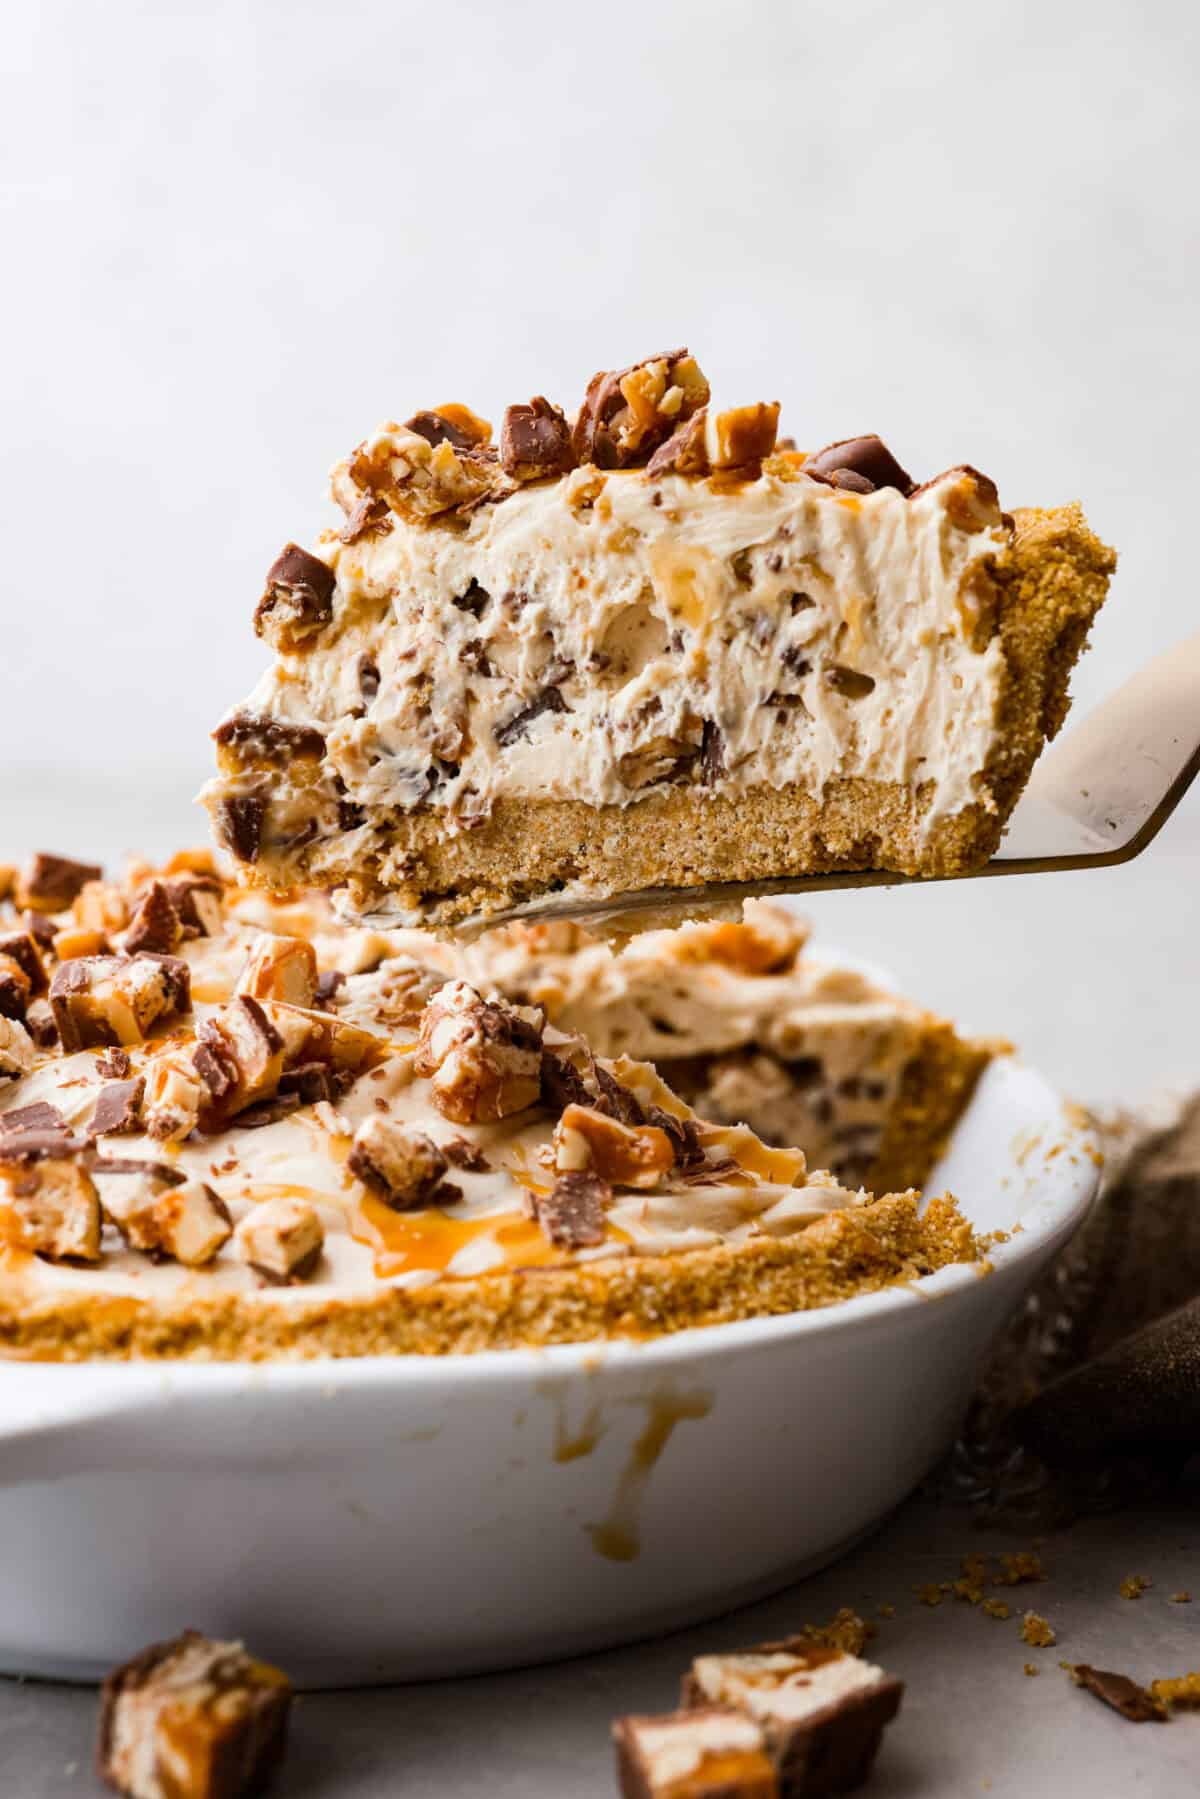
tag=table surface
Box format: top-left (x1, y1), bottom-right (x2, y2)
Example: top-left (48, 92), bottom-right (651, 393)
top-left (2, 1479), bottom-right (1197, 1798)
top-left (2, 782), bottom-right (1198, 1796)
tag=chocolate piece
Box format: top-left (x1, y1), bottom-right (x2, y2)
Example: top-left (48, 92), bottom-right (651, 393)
top-left (804, 435), bottom-right (913, 495)
top-left (24, 910), bottom-right (57, 948)
top-left (339, 492), bottom-right (390, 544)
top-left (358, 654), bottom-right (381, 702)
top-left (0, 1100), bottom-right (66, 1136)
top-left (278, 1060), bottom-right (336, 1105)
top-left (0, 1126), bottom-right (86, 1160)
top-left (163, 874), bottom-right (225, 940)
top-left (405, 406), bottom-right (491, 451)
top-left (214, 796), bottom-right (265, 864)
top-left (824, 469), bottom-right (874, 495)
top-left (89, 1155), bottom-right (187, 1185)
top-left (494, 684), bottom-right (569, 748)
top-left (1068, 1664), bottom-right (1165, 1723)
top-left (0, 953), bottom-right (30, 1022)
top-left (701, 720), bottom-right (725, 785)
top-left (212, 711), bottom-right (326, 764)
top-left (535, 1170), bottom-right (610, 1249)
top-left (314, 969), bottom-right (346, 1009)
top-left (20, 852), bottom-right (103, 912)
top-left (682, 1637), bottom-right (904, 1798)
top-left (613, 1708), bottom-right (777, 1799)
top-left (23, 999), bottom-right (58, 1049)
top-left (254, 542), bottom-right (337, 649)
top-left (908, 464), bottom-right (999, 509)
top-left (500, 397), bottom-right (575, 481)
top-left (122, 882), bottom-right (182, 956)
top-left (0, 931), bottom-right (47, 996)
top-left (442, 1135), bottom-right (491, 1172)
top-left (96, 1047), bottom-right (133, 1079)
top-left (824, 666), bottom-right (875, 701)
top-left (96, 1630), bottom-right (293, 1799)
top-left (452, 580), bottom-right (491, 618)
top-left (193, 996), bottom-right (285, 1132)
top-left (573, 348), bottom-right (710, 470)
top-left (91, 1078), bottom-right (146, 1137)
top-left (540, 1047), bottom-right (592, 1114)
top-left (646, 408), bottom-right (712, 478)
top-left (50, 954), bottom-right (190, 1053)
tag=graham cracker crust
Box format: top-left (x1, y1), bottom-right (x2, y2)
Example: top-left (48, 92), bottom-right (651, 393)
top-left (0, 1193), bottom-right (980, 1363)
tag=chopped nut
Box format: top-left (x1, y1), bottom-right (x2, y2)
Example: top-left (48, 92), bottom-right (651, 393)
top-left (49, 954), bottom-right (191, 1051)
top-left (120, 881), bottom-right (182, 956)
top-left (572, 348), bottom-right (710, 469)
top-left (141, 1052), bottom-right (205, 1142)
top-left (1169, 1591), bottom-right (1192, 1604)
top-left (1024, 1663), bottom-right (1040, 1677)
top-left (18, 852), bottom-right (102, 913)
top-left (534, 1169), bottom-right (610, 1248)
top-left (103, 1172), bottom-right (232, 1265)
top-left (72, 880), bottom-right (130, 935)
top-left (254, 542), bottom-right (337, 650)
top-left (1021, 1612), bottom-right (1056, 1648)
top-left (237, 933), bottom-right (318, 1009)
top-left (414, 981), bottom-right (543, 1123)
top-left (0, 1155), bottom-right (101, 1262)
top-left (500, 397), bottom-right (575, 481)
top-left (349, 1116), bottom-right (451, 1208)
top-left (553, 1103), bottom-right (674, 1189)
top-left (0, 1015), bottom-right (35, 1078)
top-left (96, 1630), bottom-right (293, 1799)
top-left (235, 1196), bottom-right (324, 1283)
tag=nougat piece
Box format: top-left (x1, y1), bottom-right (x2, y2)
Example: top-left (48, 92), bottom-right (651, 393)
top-left (97, 1630), bottom-right (292, 1799)
top-left (0, 1152), bottom-right (101, 1263)
top-left (414, 982), bottom-right (543, 1123)
top-left (234, 1196), bottom-right (324, 1283)
top-left (613, 1708), bottom-right (778, 1799)
top-left (681, 1639), bottom-right (903, 1799)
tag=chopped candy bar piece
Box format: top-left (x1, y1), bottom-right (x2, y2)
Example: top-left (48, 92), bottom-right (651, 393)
top-left (96, 1629), bottom-right (292, 1799)
top-left (102, 1172), bottom-right (232, 1266)
top-left (414, 981), bottom-right (543, 1123)
top-left (120, 882), bottom-right (183, 956)
top-left (534, 1169), bottom-right (610, 1249)
top-left (1064, 1663), bottom-right (1166, 1723)
top-left (613, 1707), bottom-right (778, 1799)
top-left (18, 851), bottom-right (102, 913)
top-left (0, 930), bottom-right (48, 996)
top-left (50, 955), bottom-right (191, 1052)
top-left (682, 1637), bottom-right (903, 1797)
top-left (0, 1154), bottom-right (101, 1263)
top-left (554, 1103), bottom-right (674, 1189)
top-left (349, 1116), bottom-right (451, 1209)
top-left (0, 1015), bottom-right (34, 1078)
top-left (142, 1053), bottom-right (205, 1143)
top-left (254, 542), bottom-right (337, 651)
top-left (237, 933), bottom-right (318, 1008)
top-left (234, 1196), bottom-right (324, 1283)
top-left (91, 1078), bottom-right (146, 1138)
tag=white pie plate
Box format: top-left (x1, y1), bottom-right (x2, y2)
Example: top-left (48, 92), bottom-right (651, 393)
top-left (0, 1053), bottom-right (1097, 1687)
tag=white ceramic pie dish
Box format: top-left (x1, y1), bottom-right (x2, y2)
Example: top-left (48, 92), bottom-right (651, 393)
top-left (0, 1053), bottom-right (1097, 1688)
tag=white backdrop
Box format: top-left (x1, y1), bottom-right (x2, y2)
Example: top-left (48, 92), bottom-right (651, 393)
top-left (1, 0), bottom-right (1197, 1098)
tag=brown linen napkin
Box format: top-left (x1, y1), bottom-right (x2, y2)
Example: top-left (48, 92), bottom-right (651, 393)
top-left (945, 1093), bottom-right (1200, 1519)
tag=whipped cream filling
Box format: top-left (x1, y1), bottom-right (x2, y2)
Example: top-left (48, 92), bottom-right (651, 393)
top-left (208, 460), bottom-right (1009, 846)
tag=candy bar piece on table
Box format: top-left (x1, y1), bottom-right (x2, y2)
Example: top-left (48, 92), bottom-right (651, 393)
top-left (96, 1630), bottom-right (293, 1798)
top-left (681, 1637), bottom-right (903, 1797)
top-left (613, 1707), bottom-right (779, 1798)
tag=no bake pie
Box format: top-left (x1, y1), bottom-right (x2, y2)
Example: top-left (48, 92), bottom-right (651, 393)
top-left (458, 902), bottom-right (994, 1193)
top-left (0, 854), bottom-right (981, 1361)
top-left (203, 346), bottom-right (1115, 923)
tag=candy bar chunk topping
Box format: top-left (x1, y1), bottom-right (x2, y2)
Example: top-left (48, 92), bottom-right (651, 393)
top-left (0, 1151), bottom-right (101, 1263)
top-left (348, 1116), bottom-right (456, 1210)
top-left (120, 882), bottom-right (183, 957)
top-left (18, 851), bottom-right (103, 913)
top-left (0, 929), bottom-right (48, 996)
top-left (500, 397), bottom-right (575, 482)
top-left (612, 1708), bottom-right (777, 1799)
top-left (97, 1630), bottom-right (292, 1799)
top-left (533, 1169), bottom-right (610, 1249)
top-left (682, 1638), bottom-right (903, 1797)
top-left (573, 347), bottom-right (710, 469)
top-left (414, 982), bottom-right (543, 1123)
top-left (234, 1196), bottom-right (324, 1284)
top-left (254, 542), bottom-right (337, 651)
top-left (333, 409), bottom-right (498, 525)
top-left (554, 1102), bottom-right (675, 1189)
top-left (101, 1169), bottom-right (232, 1266)
top-left (0, 1015), bottom-right (35, 1078)
top-left (91, 1078), bottom-right (147, 1137)
top-left (50, 955), bottom-right (191, 1052)
top-left (236, 933), bottom-right (318, 1009)
top-left (142, 1053), bottom-right (206, 1143)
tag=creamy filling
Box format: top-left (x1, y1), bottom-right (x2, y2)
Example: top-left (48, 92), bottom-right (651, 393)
top-left (635, 1712), bottom-right (767, 1788)
top-left (205, 462), bottom-right (1009, 859)
top-left (691, 1650), bottom-right (886, 1723)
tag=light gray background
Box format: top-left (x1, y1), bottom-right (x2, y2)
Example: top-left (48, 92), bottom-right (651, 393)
top-left (1, 6), bottom-right (1198, 1792)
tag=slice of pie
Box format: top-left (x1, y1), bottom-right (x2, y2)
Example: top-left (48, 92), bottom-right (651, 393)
top-left (202, 347), bottom-right (1116, 924)
top-left (455, 901), bottom-right (996, 1194)
top-left (0, 853), bottom-right (980, 1361)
